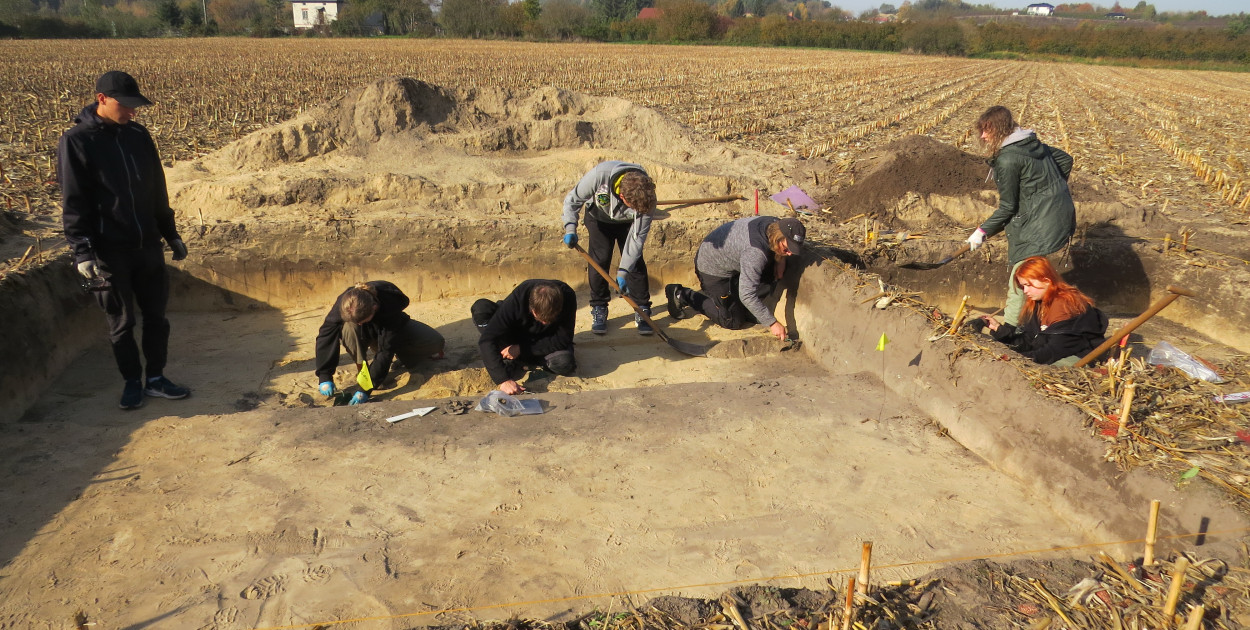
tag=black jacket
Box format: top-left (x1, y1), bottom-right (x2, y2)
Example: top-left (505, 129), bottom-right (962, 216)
top-left (314, 281), bottom-right (412, 389)
top-left (992, 306), bottom-right (1107, 365)
top-left (58, 104), bottom-right (180, 263)
top-left (479, 280), bottom-right (576, 384)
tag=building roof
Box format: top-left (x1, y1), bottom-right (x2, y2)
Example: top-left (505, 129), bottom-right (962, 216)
top-left (637, 7), bottom-right (661, 19)
top-left (1026, 2), bottom-right (1054, 7)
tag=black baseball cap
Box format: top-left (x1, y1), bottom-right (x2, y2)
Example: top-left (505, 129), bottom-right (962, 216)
top-left (94, 71), bottom-right (153, 108)
top-left (777, 217), bottom-right (805, 254)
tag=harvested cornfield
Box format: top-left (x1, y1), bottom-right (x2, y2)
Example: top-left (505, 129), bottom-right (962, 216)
top-left (2, 39), bottom-right (1249, 250)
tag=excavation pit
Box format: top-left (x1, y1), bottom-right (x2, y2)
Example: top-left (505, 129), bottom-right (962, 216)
top-left (2, 78), bottom-right (1247, 628)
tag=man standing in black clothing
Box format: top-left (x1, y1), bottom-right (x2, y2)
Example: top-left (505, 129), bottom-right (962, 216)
top-left (58, 71), bottom-right (190, 410)
top-left (472, 280), bottom-right (577, 396)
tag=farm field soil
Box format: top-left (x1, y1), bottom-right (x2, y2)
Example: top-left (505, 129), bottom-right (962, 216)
top-left (0, 42), bottom-right (1248, 630)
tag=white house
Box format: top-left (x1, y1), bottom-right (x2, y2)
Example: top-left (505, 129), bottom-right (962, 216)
top-left (291, 0), bottom-right (343, 28)
top-left (1025, 3), bottom-right (1054, 15)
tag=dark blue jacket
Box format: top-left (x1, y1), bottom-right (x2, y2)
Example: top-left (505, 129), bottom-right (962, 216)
top-left (58, 103), bottom-right (180, 263)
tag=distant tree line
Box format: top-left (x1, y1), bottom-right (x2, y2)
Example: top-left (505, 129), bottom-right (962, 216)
top-left (0, 0), bottom-right (1246, 65)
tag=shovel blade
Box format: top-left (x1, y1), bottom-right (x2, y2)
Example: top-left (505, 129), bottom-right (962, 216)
top-left (663, 335), bottom-right (713, 357)
top-left (898, 259), bottom-right (948, 270)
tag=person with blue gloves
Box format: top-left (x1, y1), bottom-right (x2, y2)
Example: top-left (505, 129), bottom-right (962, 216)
top-left (561, 161), bottom-right (657, 335)
top-left (314, 281), bottom-right (445, 405)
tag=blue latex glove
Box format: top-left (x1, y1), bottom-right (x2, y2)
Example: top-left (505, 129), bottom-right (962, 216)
top-left (616, 270), bottom-right (628, 293)
top-left (318, 381), bottom-right (336, 397)
top-left (563, 232), bottom-right (578, 249)
top-left (349, 391), bottom-right (369, 405)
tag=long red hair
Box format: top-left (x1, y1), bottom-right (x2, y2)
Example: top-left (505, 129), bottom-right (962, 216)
top-left (1014, 256), bottom-right (1093, 326)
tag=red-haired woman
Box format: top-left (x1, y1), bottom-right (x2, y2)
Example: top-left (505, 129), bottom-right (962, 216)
top-left (977, 256), bottom-right (1107, 366)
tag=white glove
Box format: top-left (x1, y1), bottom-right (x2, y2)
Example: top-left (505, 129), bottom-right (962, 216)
top-left (77, 259), bottom-right (100, 279)
top-left (966, 228), bottom-right (986, 251)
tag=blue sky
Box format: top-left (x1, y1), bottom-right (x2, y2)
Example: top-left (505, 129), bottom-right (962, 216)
top-left (834, 0), bottom-right (1246, 15)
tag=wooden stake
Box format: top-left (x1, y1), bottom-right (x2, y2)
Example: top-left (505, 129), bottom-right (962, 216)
top-left (1117, 380), bottom-right (1137, 437)
top-left (857, 542), bottom-right (872, 595)
top-left (1161, 557), bottom-right (1190, 622)
top-left (841, 577), bottom-right (855, 630)
top-left (946, 295), bottom-right (970, 336)
top-left (1144, 499), bottom-right (1161, 566)
top-left (1181, 604), bottom-right (1205, 630)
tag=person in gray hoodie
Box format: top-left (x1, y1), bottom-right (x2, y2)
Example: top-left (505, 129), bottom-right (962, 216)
top-left (966, 105), bottom-right (1076, 326)
top-left (561, 161), bottom-right (657, 335)
top-left (665, 216), bottom-right (805, 341)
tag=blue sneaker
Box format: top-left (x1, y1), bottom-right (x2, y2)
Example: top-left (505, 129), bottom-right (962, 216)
top-left (635, 307), bottom-right (654, 336)
top-left (145, 375), bottom-right (190, 400)
top-left (591, 305), bottom-right (608, 335)
top-left (119, 379), bottom-right (145, 410)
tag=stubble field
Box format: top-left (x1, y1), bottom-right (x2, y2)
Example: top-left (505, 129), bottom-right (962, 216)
top-left (1, 38), bottom-right (1249, 258)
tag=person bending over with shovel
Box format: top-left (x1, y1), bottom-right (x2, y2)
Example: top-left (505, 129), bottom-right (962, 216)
top-left (973, 256), bottom-right (1106, 366)
top-left (561, 161), bottom-right (657, 335)
top-left (472, 280), bottom-right (577, 396)
top-left (665, 216), bottom-right (804, 341)
top-left (315, 281), bottom-right (445, 405)
top-left (967, 105), bottom-right (1076, 327)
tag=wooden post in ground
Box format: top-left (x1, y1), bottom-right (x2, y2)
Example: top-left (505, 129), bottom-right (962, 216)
top-left (1144, 499), bottom-right (1162, 566)
top-left (857, 542), bottom-right (872, 595)
top-left (1162, 557), bottom-right (1190, 623)
top-left (1117, 380), bottom-right (1137, 437)
top-left (1075, 286), bottom-right (1197, 368)
top-left (841, 577), bottom-right (855, 630)
top-left (1182, 605), bottom-right (1205, 630)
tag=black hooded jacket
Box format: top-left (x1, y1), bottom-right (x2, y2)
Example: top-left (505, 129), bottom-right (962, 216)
top-left (58, 103), bottom-right (180, 263)
top-left (478, 280), bottom-right (576, 384)
top-left (992, 306), bottom-right (1108, 365)
top-left (314, 281), bottom-right (413, 390)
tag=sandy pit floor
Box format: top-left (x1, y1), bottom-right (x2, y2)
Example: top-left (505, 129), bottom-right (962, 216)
top-left (0, 291), bottom-right (1091, 629)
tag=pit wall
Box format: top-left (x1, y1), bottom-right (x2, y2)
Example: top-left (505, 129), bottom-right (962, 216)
top-left (792, 257), bottom-right (1248, 551)
top-left (0, 262), bottom-right (103, 424)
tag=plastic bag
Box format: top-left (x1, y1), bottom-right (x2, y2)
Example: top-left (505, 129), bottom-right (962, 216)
top-left (1147, 341), bottom-right (1223, 383)
top-left (475, 390), bottom-right (545, 416)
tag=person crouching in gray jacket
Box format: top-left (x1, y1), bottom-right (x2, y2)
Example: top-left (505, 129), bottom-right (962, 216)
top-left (665, 216), bottom-right (804, 341)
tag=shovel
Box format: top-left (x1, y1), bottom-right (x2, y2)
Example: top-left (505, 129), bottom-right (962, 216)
top-left (572, 244), bottom-right (712, 357)
top-left (898, 243), bottom-right (971, 270)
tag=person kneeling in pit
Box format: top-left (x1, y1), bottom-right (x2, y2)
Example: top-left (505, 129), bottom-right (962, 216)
top-left (472, 280), bottom-right (577, 396)
top-left (315, 281), bottom-right (446, 404)
top-left (972, 256), bottom-right (1107, 366)
top-left (665, 216), bottom-right (804, 341)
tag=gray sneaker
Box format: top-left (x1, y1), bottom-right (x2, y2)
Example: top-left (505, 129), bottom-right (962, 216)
top-left (591, 305), bottom-right (608, 335)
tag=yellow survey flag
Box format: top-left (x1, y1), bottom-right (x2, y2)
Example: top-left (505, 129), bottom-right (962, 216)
top-left (875, 333), bottom-right (890, 351)
top-left (357, 360), bottom-right (374, 390)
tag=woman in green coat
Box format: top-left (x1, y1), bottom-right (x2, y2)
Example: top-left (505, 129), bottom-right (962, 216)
top-left (966, 105), bottom-right (1076, 326)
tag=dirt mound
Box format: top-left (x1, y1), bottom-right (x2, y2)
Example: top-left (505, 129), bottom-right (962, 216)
top-left (204, 77), bottom-right (731, 173)
top-left (169, 77), bottom-right (790, 226)
top-left (827, 135), bottom-right (994, 222)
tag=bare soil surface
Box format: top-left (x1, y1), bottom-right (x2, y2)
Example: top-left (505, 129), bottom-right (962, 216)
top-left (2, 77), bottom-right (1247, 630)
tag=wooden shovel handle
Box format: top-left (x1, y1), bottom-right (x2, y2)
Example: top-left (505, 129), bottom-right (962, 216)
top-left (656, 194), bottom-right (746, 206)
top-left (571, 244), bottom-right (669, 342)
top-left (1075, 285), bottom-right (1196, 368)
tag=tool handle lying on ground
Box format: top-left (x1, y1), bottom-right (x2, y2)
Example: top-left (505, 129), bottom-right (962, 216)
top-left (656, 194), bottom-right (746, 207)
top-left (571, 244), bottom-right (710, 357)
top-left (1074, 285), bottom-right (1197, 368)
top-left (897, 242), bottom-right (972, 270)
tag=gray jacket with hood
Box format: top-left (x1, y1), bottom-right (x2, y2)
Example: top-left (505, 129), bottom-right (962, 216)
top-left (562, 160), bottom-right (652, 274)
top-left (980, 128), bottom-right (1076, 265)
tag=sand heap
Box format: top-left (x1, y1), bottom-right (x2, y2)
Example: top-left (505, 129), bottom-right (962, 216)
top-left (168, 77), bottom-right (792, 226)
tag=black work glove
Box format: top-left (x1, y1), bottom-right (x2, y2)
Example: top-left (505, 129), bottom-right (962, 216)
top-left (169, 239), bottom-right (188, 261)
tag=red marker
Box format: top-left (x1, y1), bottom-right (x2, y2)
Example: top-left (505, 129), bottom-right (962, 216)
top-left (754, 189), bottom-right (759, 216)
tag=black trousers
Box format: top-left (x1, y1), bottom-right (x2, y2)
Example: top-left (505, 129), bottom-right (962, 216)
top-left (688, 270), bottom-right (775, 330)
top-left (585, 212), bottom-right (650, 309)
top-left (94, 246), bottom-right (170, 382)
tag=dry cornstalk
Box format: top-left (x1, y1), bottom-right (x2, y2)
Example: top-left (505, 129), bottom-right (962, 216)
top-left (946, 295), bottom-right (970, 336)
top-left (1162, 556), bottom-right (1190, 622)
top-left (1144, 499), bottom-right (1161, 566)
top-left (857, 542), bottom-right (872, 595)
top-left (1117, 380), bottom-right (1137, 437)
top-left (841, 577), bottom-right (854, 630)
